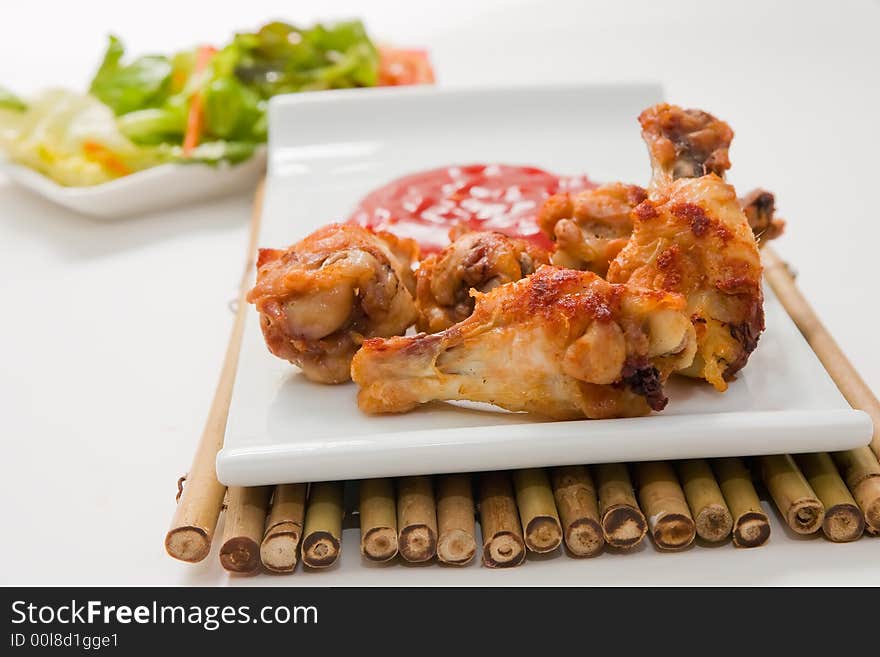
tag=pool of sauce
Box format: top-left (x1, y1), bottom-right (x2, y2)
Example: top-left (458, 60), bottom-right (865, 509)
top-left (349, 163), bottom-right (594, 252)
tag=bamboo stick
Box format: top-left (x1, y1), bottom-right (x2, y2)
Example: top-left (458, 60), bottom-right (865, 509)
top-left (478, 472), bottom-right (526, 568)
top-left (550, 466), bottom-right (604, 557)
top-left (794, 453), bottom-right (864, 542)
top-left (593, 463), bottom-right (647, 549)
top-left (712, 457), bottom-right (770, 547)
top-left (301, 481), bottom-right (344, 568)
top-left (219, 486), bottom-right (272, 574)
top-left (436, 474), bottom-right (477, 565)
top-left (359, 479), bottom-right (398, 562)
top-left (512, 468), bottom-right (563, 553)
top-left (260, 483), bottom-right (307, 573)
top-left (763, 246), bottom-right (880, 461)
top-left (676, 459), bottom-right (733, 543)
top-left (634, 462), bottom-right (696, 550)
top-left (165, 182), bottom-right (265, 563)
top-left (831, 447), bottom-right (880, 534)
top-left (396, 476), bottom-right (438, 562)
top-left (757, 454), bottom-right (825, 534)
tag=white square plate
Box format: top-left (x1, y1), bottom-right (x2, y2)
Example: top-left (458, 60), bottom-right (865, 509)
top-left (217, 84), bottom-right (871, 487)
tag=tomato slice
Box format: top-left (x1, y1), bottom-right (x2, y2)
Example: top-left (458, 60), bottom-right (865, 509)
top-left (377, 47), bottom-right (435, 86)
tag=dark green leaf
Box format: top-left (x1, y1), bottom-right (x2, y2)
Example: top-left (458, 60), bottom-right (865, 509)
top-left (228, 19), bottom-right (379, 97)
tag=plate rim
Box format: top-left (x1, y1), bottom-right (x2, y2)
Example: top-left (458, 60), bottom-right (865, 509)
top-left (267, 79), bottom-right (666, 110)
top-left (218, 409), bottom-right (872, 485)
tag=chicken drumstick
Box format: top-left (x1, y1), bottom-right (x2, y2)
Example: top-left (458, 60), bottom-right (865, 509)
top-left (352, 266), bottom-right (696, 419)
top-left (415, 231), bottom-right (549, 333)
top-left (247, 223), bottom-right (419, 384)
top-left (606, 104), bottom-right (764, 391)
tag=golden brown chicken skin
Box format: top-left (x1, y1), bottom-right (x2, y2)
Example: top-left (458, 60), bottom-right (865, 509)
top-left (606, 104), bottom-right (764, 392)
top-left (540, 183), bottom-right (781, 273)
top-left (740, 188), bottom-right (785, 245)
top-left (415, 231), bottom-right (549, 333)
top-left (639, 102), bottom-right (733, 184)
top-left (352, 266), bottom-right (696, 420)
top-left (538, 183), bottom-right (647, 276)
top-left (247, 223), bottom-right (419, 384)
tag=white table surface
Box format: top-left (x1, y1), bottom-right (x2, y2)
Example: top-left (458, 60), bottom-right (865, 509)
top-left (1, 0), bottom-right (878, 586)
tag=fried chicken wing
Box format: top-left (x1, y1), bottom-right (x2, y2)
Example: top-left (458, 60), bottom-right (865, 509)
top-left (541, 183), bottom-right (782, 274)
top-left (606, 104), bottom-right (764, 392)
top-left (639, 102), bottom-right (733, 186)
top-left (247, 223), bottom-right (419, 384)
top-left (740, 188), bottom-right (785, 245)
top-left (538, 183), bottom-right (647, 276)
top-left (352, 266), bottom-right (697, 419)
top-left (415, 231), bottom-right (549, 332)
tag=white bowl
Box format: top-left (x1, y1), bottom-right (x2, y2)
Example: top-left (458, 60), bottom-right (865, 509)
top-left (0, 147), bottom-right (265, 219)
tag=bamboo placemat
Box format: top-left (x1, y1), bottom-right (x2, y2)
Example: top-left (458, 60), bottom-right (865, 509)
top-left (166, 183), bottom-right (880, 575)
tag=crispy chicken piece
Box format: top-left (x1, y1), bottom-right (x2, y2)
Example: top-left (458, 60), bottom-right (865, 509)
top-left (639, 102), bottom-right (733, 186)
top-left (740, 188), bottom-right (785, 245)
top-left (606, 104), bottom-right (764, 392)
top-left (352, 266), bottom-right (697, 420)
top-left (538, 183), bottom-right (647, 276)
top-left (247, 223), bottom-right (418, 384)
top-left (541, 184), bottom-right (783, 274)
top-left (415, 231), bottom-right (550, 332)
top-left (538, 109), bottom-right (778, 272)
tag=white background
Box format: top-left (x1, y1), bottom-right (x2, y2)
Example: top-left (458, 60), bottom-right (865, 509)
top-left (1, 0), bottom-right (878, 585)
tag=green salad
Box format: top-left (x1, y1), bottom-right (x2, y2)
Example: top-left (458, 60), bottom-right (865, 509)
top-left (0, 20), bottom-right (433, 186)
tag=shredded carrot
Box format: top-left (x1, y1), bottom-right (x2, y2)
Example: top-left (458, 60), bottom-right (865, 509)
top-left (82, 141), bottom-right (132, 176)
top-left (182, 45), bottom-right (217, 156)
top-left (182, 94), bottom-right (204, 155)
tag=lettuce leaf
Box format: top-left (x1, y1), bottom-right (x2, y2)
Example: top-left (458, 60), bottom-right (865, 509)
top-left (0, 89), bottom-right (166, 186)
top-left (227, 20), bottom-right (379, 97)
top-left (116, 105), bottom-right (186, 144)
top-left (202, 76), bottom-right (266, 142)
top-left (89, 36), bottom-right (172, 115)
top-left (87, 21), bottom-right (378, 154)
top-left (3, 20), bottom-right (387, 183)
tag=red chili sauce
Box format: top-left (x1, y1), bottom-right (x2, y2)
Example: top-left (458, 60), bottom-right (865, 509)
top-left (349, 164), bottom-right (595, 253)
